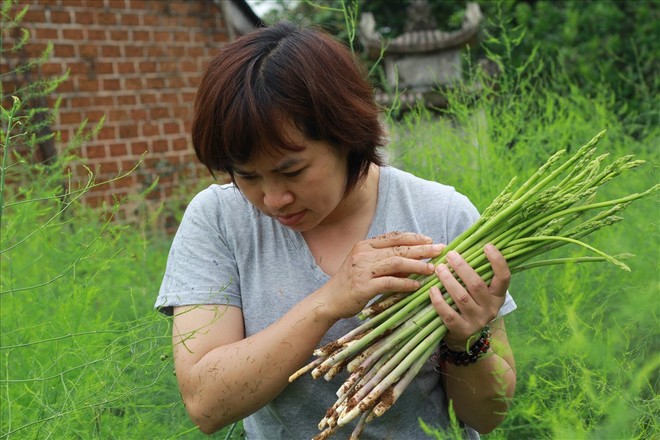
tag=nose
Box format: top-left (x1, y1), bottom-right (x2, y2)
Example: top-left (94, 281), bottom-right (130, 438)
top-left (262, 180), bottom-right (294, 211)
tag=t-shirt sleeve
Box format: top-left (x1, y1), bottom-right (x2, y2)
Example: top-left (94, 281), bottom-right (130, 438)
top-left (154, 187), bottom-right (241, 316)
top-left (445, 190), bottom-right (517, 318)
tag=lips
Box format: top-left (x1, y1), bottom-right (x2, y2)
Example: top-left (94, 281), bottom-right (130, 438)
top-left (275, 210), bottom-right (306, 227)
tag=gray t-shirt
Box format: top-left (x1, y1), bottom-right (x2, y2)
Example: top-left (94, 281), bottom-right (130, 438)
top-left (156, 165), bottom-right (516, 439)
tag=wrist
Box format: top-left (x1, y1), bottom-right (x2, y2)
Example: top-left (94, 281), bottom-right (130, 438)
top-left (437, 326), bottom-right (492, 367)
top-left (306, 283), bottom-right (344, 325)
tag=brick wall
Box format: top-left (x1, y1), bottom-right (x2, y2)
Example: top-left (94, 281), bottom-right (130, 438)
top-left (2, 0), bottom-right (235, 228)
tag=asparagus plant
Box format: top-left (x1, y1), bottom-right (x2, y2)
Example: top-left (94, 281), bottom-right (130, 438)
top-left (289, 131), bottom-right (659, 439)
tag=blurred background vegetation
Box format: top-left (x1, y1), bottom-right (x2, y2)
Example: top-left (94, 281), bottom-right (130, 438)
top-left (2, 0), bottom-right (658, 439)
top-left (257, 0), bottom-right (658, 138)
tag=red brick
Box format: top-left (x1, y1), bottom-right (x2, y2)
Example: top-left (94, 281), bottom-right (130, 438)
top-left (172, 137), bottom-right (188, 150)
top-left (123, 45), bottom-right (143, 57)
top-left (129, 0), bottom-right (147, 9)
top-left (182, 16), bottom-right (198, 28)
top-left (141, 123), bottom-right (160, 137)
top-left (166, 77), bottom-right (184, 88)
top-left (75, 11), bottom-right (94, 25)
top-left (62, 28), bottom-right (84, 40)
top-left (131, 141), bottom-right (149, 154)
top-left (138, 61), bottom-right (156, 73)
top-left (35, 27), bottom-right (59, 40)
top-left (108, 0), bottom-right (127, 10)
top-left (71, 62), bottom-right (91, 76)
top-left (96, 126), bottom-right (116, 140)
top-left (98, 160), bottom-right (120, 174)
top-left (121, 13), bottom-right (140, 26)
top-left (110, 30), bottom-right (130, 41)
top-left (153, 31), bottom-right (171, 43)
top-left (150, 107), bottom-right (169, 119)
top-left (87, 29), bottom-right (106, 40)
top-left (109, 108), bottom-right (128, 120)
top-left (92, 95), bottom-right (114, 107)
top-left (123, 77), bottom-right (142, 90)
top-left (159, 61), bottom-right (177, 73)
top-left (60, 0), bottom-right (85, 7)
top-left (166, 46), bottom-right (185, 57)
top-left (95, 62), bottom-right (114, 74)
top-left (88, 111), bottom-right (107, 124)
top-left (23, 42), bottom-right (47, 57)
top-left (160, 92), bottom-right (178, 104)
top-left (117, 95), bottom-right (136, 105)
top-left (59, 128), bottom-right (72, 144)
top-left (140, 93), bottom-right (157, 105)
top-left (152, 139), bottom-right (168, 152)
top-left (180, 60), bottom-right (197, 73)
top-left (112, 175), bottom-right (136, 189)
top-left (86, 145), bottom-right (106, 158)
top-left (115, 62), bottom-right (135, 74)
top-left (145, 45), bottom-right (165, 57)
top-left (133, 30), bottom-right (150, 41)
top-left (168, 2), bottom-right (188, 15)
top-left (160, 15), bottom-right (178, 28)
top-left (70, 96), bottom-right (93, 108)
top-left (97, 12), bottom-right (117, 26)
top-left (78, 78), bottom-right (100, 92)
top-left (51, 10), bottom-right (72, 24)
top-left (41, 62), bottom-right (64, 75)
top-left (53, 44), bottom-right (76, 58)
top-left (142, 14), bottom-right (159, 26)
top-left (58, 80), bottom-right (75, 94)
top-left (85, 194), bottom-right (105, 208)
top-left (173, 31), bottom-right (189, 43)
top-left (119, 124), bottom-right (138, 139)
top-left (109, 143), bottom-right (128, 156)
top-left (130, 108), bottom-right (147, 120)
top-left (144, 77), bottom-right (164, 89)
top-left (187, 46), bottom-right (205, 57)
top-left (101, 45), bottom-right (121, 57)
top-left (23, 9), bottom-right (46, 22)
top-left (103, 78), bottom-right (120, 91)
top-left (60, 111), bottom-right (82, 125)
top-left (79, 44), bottom-right (97, 57)
top-left (163, 121), bottom-right (179, 134)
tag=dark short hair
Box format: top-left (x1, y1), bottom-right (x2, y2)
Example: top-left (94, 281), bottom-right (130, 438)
top-left (191, 21), bottom-right (386, 194)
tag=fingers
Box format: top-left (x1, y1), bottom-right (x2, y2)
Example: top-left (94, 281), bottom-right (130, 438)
top-left (484, 243), bottom-right (510, 297)
top-left (373, 275), bottom-right (423, 294)
top-left (430, 244), bottom-right (510, 345)
top-left (429, 285), bottom-right (463, 328)
top-left (370, 256), bottom-right (435, 278)
top-left (369, 232), bottom-right (434, 248)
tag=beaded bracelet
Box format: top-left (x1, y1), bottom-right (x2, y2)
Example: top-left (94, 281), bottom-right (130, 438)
top-left (438, 326), bottom-right (491, 367)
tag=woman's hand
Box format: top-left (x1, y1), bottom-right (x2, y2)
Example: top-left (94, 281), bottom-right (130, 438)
top-left (430, 243), bottom-right (510, 350)
top-left (325, 232), bottom-right (444, 320)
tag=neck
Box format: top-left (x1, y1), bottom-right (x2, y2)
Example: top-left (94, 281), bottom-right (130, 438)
top-left (319, 164), bottom-right (380, 229)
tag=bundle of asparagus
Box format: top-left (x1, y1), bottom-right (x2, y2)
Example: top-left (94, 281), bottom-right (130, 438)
top-left (289, 131), bottom-right (658, 439)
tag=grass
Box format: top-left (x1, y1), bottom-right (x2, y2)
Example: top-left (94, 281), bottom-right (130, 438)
top-left (1, 4), bottom-right (658, 439)
top-left (386, 45), bottom-right (658, 439)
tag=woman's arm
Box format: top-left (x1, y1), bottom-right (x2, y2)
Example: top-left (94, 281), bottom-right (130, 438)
top-left (172, 289), bottom-right (337, 434)
top-left (439, 318), bottom-right (516, 433)
top-left (172, 232), bottom-right (443, 434)
top-left (430, 244), bottom-right (517, 433)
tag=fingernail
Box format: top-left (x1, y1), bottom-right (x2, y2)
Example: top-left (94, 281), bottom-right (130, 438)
top-left (432, 244), bottom-right (443, 252)
top-left (447, 251), bottom-right (458, 261)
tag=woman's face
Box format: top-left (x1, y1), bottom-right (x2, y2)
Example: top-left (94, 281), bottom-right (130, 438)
top-left (232, 123), bottom-right (349, 232)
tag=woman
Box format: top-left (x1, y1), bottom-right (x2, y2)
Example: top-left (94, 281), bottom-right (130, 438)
top-left (156, 21), bottom-right (516, 439)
